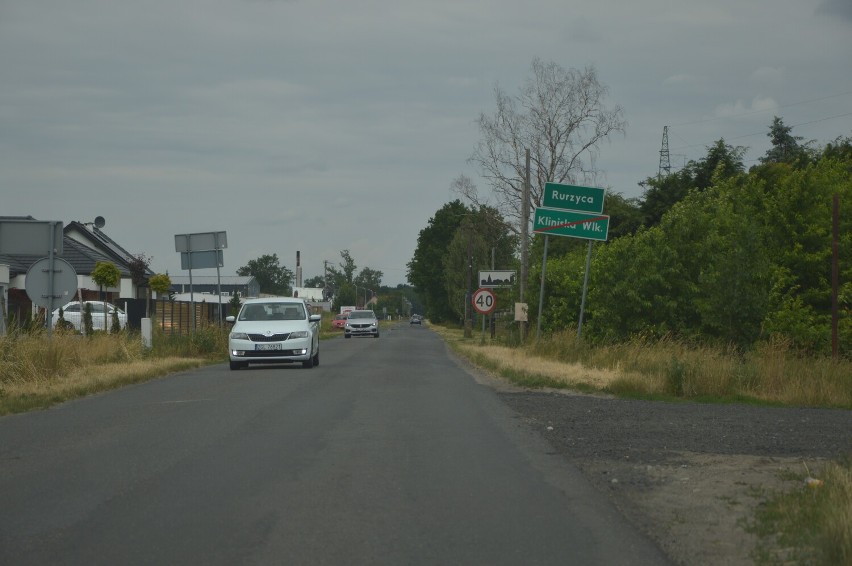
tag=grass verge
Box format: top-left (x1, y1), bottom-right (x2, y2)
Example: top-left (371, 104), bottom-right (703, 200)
top-left (0, 315), bottom-right (380, 415)
top-left (0, 357), bottom-right (207, 415)
top-left (748, 458), bottom-right (852, 566)
top-left (434, 326), bottom-right (852, 408)
top-left (0, 327), bottom-right (224, 415)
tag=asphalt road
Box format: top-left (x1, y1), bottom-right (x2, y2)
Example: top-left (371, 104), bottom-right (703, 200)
top-left (0, 324), bottom-right (670, 565)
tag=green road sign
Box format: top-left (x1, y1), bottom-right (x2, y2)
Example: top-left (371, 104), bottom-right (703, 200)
top-left (542, 183), bottom-right (606, 214)
top-left (533, 207), bottom-right (609, 241)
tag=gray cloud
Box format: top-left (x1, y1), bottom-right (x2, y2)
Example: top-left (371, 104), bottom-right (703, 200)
top-left (2, 0), bottom-right (851, 284)
top-left (816, 0), bottom-right (852, 22)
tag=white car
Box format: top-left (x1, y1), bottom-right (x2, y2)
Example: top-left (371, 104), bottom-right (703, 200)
top-left (226, 297), bottom-right (321, 370)
top-left (344, 310), bottom-right (379, 338)
top-left (51, 301), bottom-right (127, 332)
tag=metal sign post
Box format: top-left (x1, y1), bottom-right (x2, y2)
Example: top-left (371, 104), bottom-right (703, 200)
top-left (533, 184), bottom-right (608, 340)
top-left (1, 220), bottom-right (69, 337)
top-left (175, 231), bottom-right (228, 332)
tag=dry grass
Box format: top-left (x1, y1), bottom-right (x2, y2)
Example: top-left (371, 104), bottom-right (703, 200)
top-left (0, 357), bottom-right (207, 414)
top-left (457, 342), bottom-right (633, 390)
top-left (434, 326), bottom-right (852, 408)
top-left (0, 330), bottom-right (214, 415)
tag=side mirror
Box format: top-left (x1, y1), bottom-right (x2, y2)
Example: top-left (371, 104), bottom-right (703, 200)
top-left (225, 315), bottom-right (236, 323)
top-left (309, 314), bottom-right (322, 323)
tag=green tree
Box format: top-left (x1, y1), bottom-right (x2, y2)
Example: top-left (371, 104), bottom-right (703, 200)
top-left (228, 292), bottom-right (242, 316)
top-left (339, 250), bottom-right (357, 283)
top-left (354, 267), bottom-right (383, 294)
top-left (758, 158), bottom-right (852, 352)
top-left (582, 226), bottom-right (682, 341)
top-left (111, 308), bottom-right (121, 334)
top-left (55, 307), bottom-right (75, 332)
top-left (148, 273), bottom-right (171, 321)
top-left (407, 200), bottom-right (469, 322)
top-left (640, 139), bottom-right (746, 227)
top-left (127, 253), bottom-right (151, 290)
top-left (441, 206), bottom-right (517, 323)
top-left (332, 283), bottom-right (357, 312)
top-left (691, 139), bottom-right (746, 191)
top-left (324, 249), bottom-right (358, 292)
top-left (659, 181), bottom-right (771, 346)
top-left (83, 302), bottom-right (94, 336)
top-left (820, 135), bottom-right (852, 165)
top-left (127, 253), bottom-right (152, 315)
top-left (92, 261), bottom-right (121, 331)
top-left (760, 116), bottom-right (811, 166)
top-left (237, 254), bottom-right (293, 296)
top-left (303, 275), bottom-right (325, 288)
top-left (603, 192), bottom-right (644, 239)
top-left (148, 273), bottom-right (172, 296)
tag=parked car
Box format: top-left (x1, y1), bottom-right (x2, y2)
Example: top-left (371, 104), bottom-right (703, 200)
top-left (51, 301), bottom-right (127, 332)
top-left (226, 297), bottom-right (321, 370)
top-left (344, 310), bottom-right (379, 338)
top-left (332, 313), bottom-right (348, 329)
top-left (410, 315), bottom-right (422, 325)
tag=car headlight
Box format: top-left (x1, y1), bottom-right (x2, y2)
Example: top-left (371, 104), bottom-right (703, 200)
top-left (288, 330), bottom-right (310, 339)
top-left (230, 332), bottom-right (249, 340)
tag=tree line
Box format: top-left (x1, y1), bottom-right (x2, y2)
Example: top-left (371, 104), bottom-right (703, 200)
top-left (407, 58), bottom-right (851, 356)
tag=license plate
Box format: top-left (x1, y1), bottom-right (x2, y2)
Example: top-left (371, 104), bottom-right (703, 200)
top-left (255, 343), bottom-right (283, 351)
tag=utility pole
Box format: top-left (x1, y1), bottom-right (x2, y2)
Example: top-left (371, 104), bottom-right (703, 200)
top-left (520, 149), bottom-right (530, 341)
top-left (464, 224), bottom-right (473, 338)
top-left (831, 194), bottom-right (840, 359)
top-left (323, 260), bottom-right (334, 302)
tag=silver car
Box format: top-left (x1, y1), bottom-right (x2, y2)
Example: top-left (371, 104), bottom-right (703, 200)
top-left (344, 310), bottom-right (379, 338)
top-left (226, 298), bottom-right (321, 370)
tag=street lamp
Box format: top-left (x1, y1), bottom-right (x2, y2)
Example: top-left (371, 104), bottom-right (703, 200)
top-left (354, 284), bottom-right (361, 308)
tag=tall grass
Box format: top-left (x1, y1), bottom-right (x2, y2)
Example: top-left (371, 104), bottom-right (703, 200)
top-left (750, 458), bottom-right (852, 566)
top-left (0, 325), bottom-right (227, 415)
top-left (438, 326), bottom-right (852, 408)
top-left (148, 324), bottom-right (229, 358)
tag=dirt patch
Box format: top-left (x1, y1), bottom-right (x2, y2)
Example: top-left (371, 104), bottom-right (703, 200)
top-left (497, 390), bottom-right (850, 565)
top-left (577, 452), bottom-right (829, 566)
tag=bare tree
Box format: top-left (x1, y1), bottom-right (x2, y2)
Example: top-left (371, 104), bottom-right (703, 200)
top-left (449, 173), bottom-right (480, 204)
top-left (469, 58), bottom-right (626, 233)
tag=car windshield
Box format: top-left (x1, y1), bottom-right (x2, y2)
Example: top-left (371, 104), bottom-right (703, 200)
top-left (239, 303), bottom-right (305, 321)
top-left (348, 311), bottom-right (374, 319)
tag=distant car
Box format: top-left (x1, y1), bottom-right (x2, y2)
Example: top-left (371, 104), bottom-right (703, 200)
top-left (332, 313), bottom-right (348, 329)
top-left (51, 301), bottom-right (127, 332)
top-left (410, 315), bottom-right (422, 325)
top-left (344, 310), bottom-right (379, 338)
top-left (226, 297), bottom-right (321, 370)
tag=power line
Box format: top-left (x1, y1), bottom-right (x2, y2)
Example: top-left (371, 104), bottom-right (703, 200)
top-left (670, 111), bottom-right (852, 152)
top-left (670, 90), bottom-right (852, 127)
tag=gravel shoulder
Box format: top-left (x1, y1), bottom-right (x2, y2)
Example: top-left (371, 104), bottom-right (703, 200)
top-left (499, 391), bottom-right (850, 566)
top-left (455, 350), bottom-right (852, 565)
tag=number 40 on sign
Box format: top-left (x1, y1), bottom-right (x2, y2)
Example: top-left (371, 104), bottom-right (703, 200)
top-left (472, 288), bottom-right (496, 315)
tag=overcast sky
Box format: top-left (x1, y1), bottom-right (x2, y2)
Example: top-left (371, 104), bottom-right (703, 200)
top-left (2, 0), bottom-right (851, 287)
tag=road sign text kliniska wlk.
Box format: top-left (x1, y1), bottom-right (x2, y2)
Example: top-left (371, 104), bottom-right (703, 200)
top-left (533, 208), bottom-right (609, 241)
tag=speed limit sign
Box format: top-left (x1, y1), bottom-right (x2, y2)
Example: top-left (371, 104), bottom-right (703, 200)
top-left (472, 288), bottom-right (496, 315)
